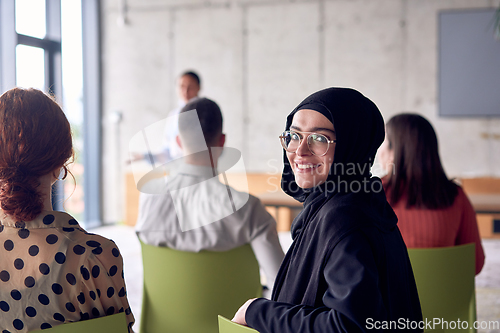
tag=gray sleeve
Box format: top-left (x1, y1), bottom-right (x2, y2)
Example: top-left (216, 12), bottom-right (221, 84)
top-left (247, 198), bottom-right (285, 297)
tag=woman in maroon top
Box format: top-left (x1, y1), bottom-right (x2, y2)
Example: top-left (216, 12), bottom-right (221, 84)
top-left (378, 113), bottom-right (485, 274)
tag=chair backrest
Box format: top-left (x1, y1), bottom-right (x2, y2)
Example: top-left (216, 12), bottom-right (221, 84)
top-left (407, 244), bottom-right (476, 333)
top-left (140, 241), bottom-right (262, 333)
top-left (32, 312), bottom-right (128, 333)
top-left (218, 315), bottom-right (259, 333)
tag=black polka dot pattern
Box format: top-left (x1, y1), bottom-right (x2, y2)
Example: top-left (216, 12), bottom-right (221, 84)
top-left (92, 265), bottom-right (100, 278)
top-left (15, 221), bottom-right (25, 229)
top-left (26, 306), bottom-right (36, 317)
top-left (73, 245), bottom-right (86, 255)
top-left (53, 313), bottom-right (65, 322)
top-left (43, 215), bottom-right (55, 225)
top-left (0, 270), bottom-right (10, 282)
top-left (0, 301), bottom-right (10, 312)
top-left (66, 273), bottom-right (76, 285)
top-left (4, 239), bottom-right (14, 251)
top-left (55, 252), bottom-right (66, 264)
top-left (65, 302), bottom-right (76, 312)
top-left (10, 290), bottom-right (21, 301)
top-left (80, 266), bottom-right (90, 280)
top-left (38, 294), bottom-right (50, 305)
top-left (0, 211), bottom-right (133, 330)
top-left (77, 292), bottom-right (85, 304)
top-left (18, 228), bottom-right (29, 239)
top-left (14, 258), bottom-right (24, 270)
top-left (39, 263), bottom-right (50, 275)
top-left (46, 234), bottom-right (58, 244)
top-left (52, 283), bottom-right (63, 295)
top-left (24, 276), bottom-right (35, 288)
top-left (86, 240), bottom-right (101, 247)
top-left (13, 319), bottom-right (23, 330)
top-left (109, 265), bottom-right (118, 276)
top-left (80, 312), bottom-right (89, 321)
top-left (92, 247), bottom-right (103, 255)
top-left (28, 245), bottom-right (39, 256)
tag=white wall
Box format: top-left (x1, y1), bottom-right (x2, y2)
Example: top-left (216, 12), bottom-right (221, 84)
top-left (101, 0), bottom-right (500, 223)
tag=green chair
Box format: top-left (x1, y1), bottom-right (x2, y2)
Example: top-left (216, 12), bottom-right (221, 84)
top-left (407, 243), bottom-right (476, 333)
top-left (33, 312), bottom-right (128, 332)
top-left (218, 315), bottom-right (259, 333)
top-left (140, 241), bottom-right (262, 333)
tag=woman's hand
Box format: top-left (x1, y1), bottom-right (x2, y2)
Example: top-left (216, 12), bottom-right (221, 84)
top-left (232, 298), bottom-right (257, 326)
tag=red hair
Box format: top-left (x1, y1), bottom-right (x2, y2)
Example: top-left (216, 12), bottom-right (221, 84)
top-left (0, 88), bottom-right (74, 221)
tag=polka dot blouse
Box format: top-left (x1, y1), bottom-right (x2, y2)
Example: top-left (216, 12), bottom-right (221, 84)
top-left (0, 210), bottom-right (135, 332)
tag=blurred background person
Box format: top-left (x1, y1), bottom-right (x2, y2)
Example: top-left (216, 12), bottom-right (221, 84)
top-left (129, 70), bottom-right (202, 165)
top-left (162, 70), bottom-right (202, 163)
top-left (136, 97), bottom-right (284, 298)
top-left (378, 113), bottom-right (485, 274)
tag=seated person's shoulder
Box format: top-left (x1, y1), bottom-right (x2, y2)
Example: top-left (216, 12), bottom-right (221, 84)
top-left (64, 225), bottom-right (123, 261)
top-left (82, 233), bottom-right (122, 257)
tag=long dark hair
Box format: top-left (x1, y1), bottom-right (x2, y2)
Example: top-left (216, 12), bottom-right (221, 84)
top-left (0, 88), bottom-right (74, 221)
top-left (384, 113), bottom-right (457, 209)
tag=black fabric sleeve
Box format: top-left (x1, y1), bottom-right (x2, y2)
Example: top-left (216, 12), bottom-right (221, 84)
top-left (245, 232), bottom-right (387, 333)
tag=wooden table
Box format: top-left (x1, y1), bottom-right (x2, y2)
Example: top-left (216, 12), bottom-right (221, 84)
top-left (467, 194), bottom-right (500, 238)
top-left (257, 191), bottom-right (302, 232)
top-left (468, 194), bottom-right (500, 214)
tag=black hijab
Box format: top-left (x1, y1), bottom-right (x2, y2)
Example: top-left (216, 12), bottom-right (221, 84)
top-left (280, 87), bottom-right (386, 239)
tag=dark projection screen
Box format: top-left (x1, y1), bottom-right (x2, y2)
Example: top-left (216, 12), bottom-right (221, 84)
top-left (439, 9), bottom-right (500, 117)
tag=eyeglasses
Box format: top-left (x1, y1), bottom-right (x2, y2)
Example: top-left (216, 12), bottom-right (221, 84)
top-left (279, 130), bottom-right (336, 156)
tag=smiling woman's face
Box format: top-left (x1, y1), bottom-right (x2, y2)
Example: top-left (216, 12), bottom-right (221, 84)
top-left (286, 109), bottom-right (336, 189)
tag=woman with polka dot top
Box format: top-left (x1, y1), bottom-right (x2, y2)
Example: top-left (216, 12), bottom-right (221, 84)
top-left (0, 88), bottom-right (135, 332)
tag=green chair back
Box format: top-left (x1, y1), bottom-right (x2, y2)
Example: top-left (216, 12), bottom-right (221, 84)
top-left (407, 243), bottom-right (476, 333)
top-left (218, 315), bottom-right (259, 333)
top-left (140, 241), bottom-right (262, 333)
top-left (32, 312), bottom-right (128, 333)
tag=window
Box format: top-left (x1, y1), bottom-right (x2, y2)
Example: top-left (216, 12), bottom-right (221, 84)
top-left (0, 0), bottom-right (101, 227)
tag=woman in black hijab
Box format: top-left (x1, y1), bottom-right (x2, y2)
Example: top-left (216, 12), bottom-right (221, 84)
top-left (232, 88), bottom-right (422, 332)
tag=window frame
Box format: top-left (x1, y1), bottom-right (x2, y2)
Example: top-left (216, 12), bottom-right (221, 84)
top-left (0, 0), bottom-right (102, 228)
